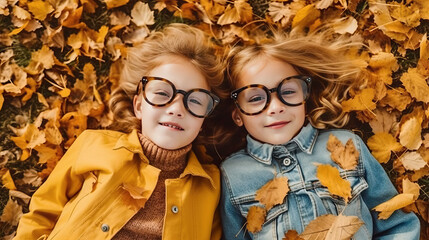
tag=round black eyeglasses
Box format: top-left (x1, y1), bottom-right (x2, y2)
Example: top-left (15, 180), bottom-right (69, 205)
top-left (136, 76), bottom-right (220, 118)
top-left (230, 75), bottom-right (311, 116)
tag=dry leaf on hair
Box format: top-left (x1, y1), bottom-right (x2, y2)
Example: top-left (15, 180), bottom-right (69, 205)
top-left (255, 176), bottom-right (289, 211)
top-left (326, 134), bottom-right (359, 170)
top-left (316, 164), bottom-right (351, 202)
top-left (246, 206), bottom-right (266, 233)
top-left (367, 132), bottom-right (402, 164)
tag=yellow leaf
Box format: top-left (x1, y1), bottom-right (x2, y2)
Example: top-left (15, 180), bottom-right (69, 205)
top-left (13, 5), bottom-right (31, 20)
top-left (367, 132), bottom-right (403, 164)
top-left (58, 87), bottom-right (71, 98)
top-left (341, 88), bottom-right (376, 112)
top-left (332, 16), bottom-right (358, 34)
top-left (97, 25), bottom-right (109, 43)
top-left (34, 145), bottom-right (58, 164)
top-left (326, 135), bottom-right (359, 170)
top-left (255, 176), bottom-right (289, 211)
top-left (62, 7), bottom-right (85, 28)
top-left (131, 2), bottom-right (155, 26)
top-left (400, 152), bottom-right (426, 171)
top-left (21, 149), bottom-right (30, 161)
top-left (1, 169), bottom-right (17, 190)
top-left (399, 117), bottom-right (422, 150)
top-left (368, 52), bottom-right (399, 72)
top-left (26, 45), bottom-right (55, 74)
top-left (325, 214), bottom-right (364, 240)
top-left (217, 4), bottom-right (238, 25)
top-left (390, 2), bottom-right (420, 28)
top-left (8, 20), bottom-right (29, 36)
top-left (402, 178), bottom-right (420, 199)
top-left (246, 206), bottom-right (266, 233)
top-left (401, 68), bottom-right (429, 103)
top-left (292, 4), bottom-right (320, 29)
top-left (10, 124), bottom-right (46, 150)
top-left (373, 193), bottom-right (415, 219)
top-left (300, 214), bottom-right (336, 239)
top-left (28, 0), bottom-right (54, 20)
top-left (379, 87), bottom-right (411, 111)
top-left (316, 164), bottom-right (351, 202)
top-left (104, 0), bottom-right (129, 9)
top-left (0, 91), bottom-right (3, 111)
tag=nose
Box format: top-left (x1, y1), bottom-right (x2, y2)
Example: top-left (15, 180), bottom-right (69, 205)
top-left (166, 95), bottom-right (185, 118)
top-left (267, 94), bottom-right (285, 115)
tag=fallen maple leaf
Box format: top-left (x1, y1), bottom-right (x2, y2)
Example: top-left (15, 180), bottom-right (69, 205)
top-left (400, 152), bottom-right (426, 171)
top-left (326, 135), bottom-right (359, 170)
top-left (367, 132), bottom-right (403, 164)
top-left (299, 214), bottom-right (363, 240)
top-left (399, 117), bottom-right (422, 150)
top-left (316, 164), bottom-right (351, 202)
top-left (246, 206), bottom-right (266, 233)
top-left (255, 176), bottom-right (289, 211)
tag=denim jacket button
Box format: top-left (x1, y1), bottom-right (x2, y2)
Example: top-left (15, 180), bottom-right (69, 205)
top-left (283, 158), bottom-right (291, 166)
top-left (101, 223), bottom-right (110, 232)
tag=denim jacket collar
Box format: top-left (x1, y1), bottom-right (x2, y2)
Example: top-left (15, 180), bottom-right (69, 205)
top-left (246, 124), bottom-right (318, 165)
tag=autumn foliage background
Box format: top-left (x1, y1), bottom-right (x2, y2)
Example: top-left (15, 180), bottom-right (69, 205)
top-left (0, 0), bottom-right (428, 239)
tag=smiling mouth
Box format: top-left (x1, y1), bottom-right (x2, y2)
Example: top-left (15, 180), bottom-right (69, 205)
top-left (265, 121), bottom-right (289, 128)
top-left (159, 122), bottom-right (184, 131)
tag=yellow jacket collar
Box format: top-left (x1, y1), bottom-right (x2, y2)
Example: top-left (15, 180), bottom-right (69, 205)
top-left (113, 130), bottom-right (216, 189)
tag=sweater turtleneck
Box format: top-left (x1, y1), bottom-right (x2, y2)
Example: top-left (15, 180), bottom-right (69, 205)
top-left (113, 133), bottom-right (191, 240)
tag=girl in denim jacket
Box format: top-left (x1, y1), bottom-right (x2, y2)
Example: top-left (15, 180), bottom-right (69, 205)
top-left (219, 32), bottom-right (420, 240)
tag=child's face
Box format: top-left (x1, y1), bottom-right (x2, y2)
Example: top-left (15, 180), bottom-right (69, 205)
top-left (232, 56), bottom-right (306, 145)
top-left (134, 57), bottom-right (209, 150)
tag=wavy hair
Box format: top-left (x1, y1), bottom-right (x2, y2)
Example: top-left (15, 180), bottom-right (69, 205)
top-left (109, 24), bottom-right (225, 139)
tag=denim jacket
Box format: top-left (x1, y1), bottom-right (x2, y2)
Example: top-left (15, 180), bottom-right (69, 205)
top-left (220, 124), bottom-right (420, 240)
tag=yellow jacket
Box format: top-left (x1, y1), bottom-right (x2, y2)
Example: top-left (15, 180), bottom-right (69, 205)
top-left (13, 130), bottom-right (221, 240)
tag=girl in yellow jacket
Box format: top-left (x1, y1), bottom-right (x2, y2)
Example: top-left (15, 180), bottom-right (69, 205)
top-left (13, 24), bottom-right (224, 240)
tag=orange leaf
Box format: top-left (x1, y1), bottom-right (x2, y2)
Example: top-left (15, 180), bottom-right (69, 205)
top-left (367, 132), bottom-right (403, 164)
top-left (283, 230), bottom-right (303, 240)
top-left (255, 176), bottom-right (289, 211)
top-left (104, 0), bottom-right (129, 9)
top-left (316, 164), bottom-right (351, 202)
top-left (246, 206), bottom-right (266, 233)
top-left (400, 68), bottom-right (429, 103)
top-left (28, 0), bottom-right (54, 21)
top-left (341, 88), bottom-right (376, 112)
top-left (326, 135), bottom-right (359, 170)
top-left (1, 169), bottom-right (17, 190)
top-left (292, 4), bottom-right (320, 29)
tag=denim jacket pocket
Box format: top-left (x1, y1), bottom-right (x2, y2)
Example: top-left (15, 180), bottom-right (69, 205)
top-left (235, 194), bottom-right (289, 240)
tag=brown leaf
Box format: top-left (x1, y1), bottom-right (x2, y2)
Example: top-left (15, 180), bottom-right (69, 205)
top-left (399, 117), bottom-right (423, 150)
top-left (283, 230), bottom-right (303, 240)
top-left (326, 135), bottom-right (359, 170)
top-left (316, 164), bottom-right (351, 202)
top-left (0, 198), bottom-right (22, 226)
top-left (255, 176), bottom-right (289, 211)
top-left (300, 214), bottom-right (363, 240)
top-left (246, 206), bottom-right (266, 233)
top-left (400, 68), bottom-right (429, 103)
top-left (379, 87), bottom-right (412, 111)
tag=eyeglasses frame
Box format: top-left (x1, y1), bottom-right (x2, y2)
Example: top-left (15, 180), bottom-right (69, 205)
top-left (230, 75), bottom-right (312, 116)
top-left (137, 76), bottom-right (220, 118)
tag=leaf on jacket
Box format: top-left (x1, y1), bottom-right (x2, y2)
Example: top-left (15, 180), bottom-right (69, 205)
top-left (316, 164), bottom-right (351, 202)
top-left (400, 151), bottom-right (426, 171)
top-left (341, 88), bottom-right (376, 112)
top-left (373, 193), bottom-right (416, 219)
top-left (255, 176), bottom-right (289, 211)
top-left (367, 132), bottom-right (403, 164)
top-left (326, 134), bottom-right (359, 170)
top-left (283, 229), bottom-right (303, 240)
top-left (246, 206), bottom-right (266, 233)
top-left (399, 117), bottom-right (423, 150)
top-left (299, 214), bottom-right (363, 240)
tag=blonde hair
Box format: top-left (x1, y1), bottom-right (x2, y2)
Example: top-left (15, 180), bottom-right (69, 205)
top-left (109, 23), bottom-right (224, 133)
top-left (226, 32), bottom-right (365, 129)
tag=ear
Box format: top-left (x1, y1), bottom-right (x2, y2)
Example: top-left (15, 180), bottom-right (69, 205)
top-left (133, 95), bottom-right (143, 120)
top-left (232, 109), bottom-right (243, 127)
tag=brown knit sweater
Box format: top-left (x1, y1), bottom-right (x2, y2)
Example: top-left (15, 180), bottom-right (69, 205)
top-left (113, 134), bottom-right (191, 240)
